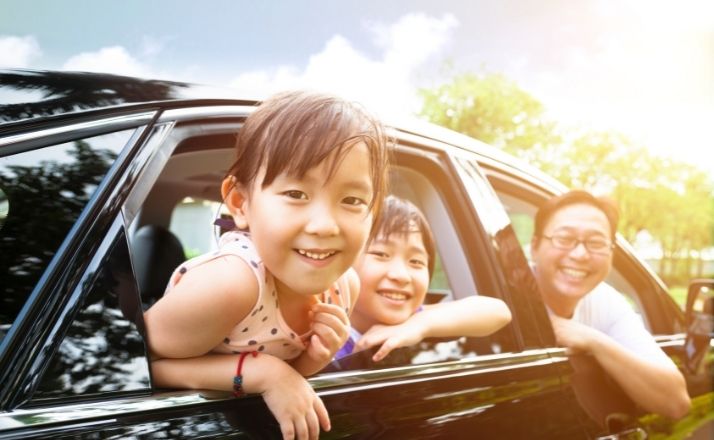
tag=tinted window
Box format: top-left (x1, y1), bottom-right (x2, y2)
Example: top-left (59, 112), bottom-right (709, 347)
top-left (33, 224), bottom-right (150, 399)
top-left (0, 130), bottom-right (132, 342)
top-left (0, 187), bottom-right (7, 232)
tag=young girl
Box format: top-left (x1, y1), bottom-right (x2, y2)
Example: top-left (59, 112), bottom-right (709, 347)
top-left (337, 195), bottom-right (512, 362)
top-left (143, 90), bottom-right (389, 440)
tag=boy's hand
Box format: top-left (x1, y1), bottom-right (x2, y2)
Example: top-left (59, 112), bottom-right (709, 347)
top-left (305, 303), bottom-right (350, 364)
top-left (355, 321), bottom-right (426, 362)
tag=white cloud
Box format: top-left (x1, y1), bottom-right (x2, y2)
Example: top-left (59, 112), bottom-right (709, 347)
top-left (368, 13), bottom-right (458, 70)
top-left (0, 35), bottom-right (42, 68)
top-left (228, 13), bottom-right (458, 119)
top-left (62, 46), bottom-right (153, 77)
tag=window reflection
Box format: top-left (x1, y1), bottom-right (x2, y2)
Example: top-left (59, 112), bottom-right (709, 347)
top-left (0, 186), bottom-right (7, 232)
top-left (0, 130), bottom-right (130, 343)
top-left (34, 230), bottom-right (150, 399)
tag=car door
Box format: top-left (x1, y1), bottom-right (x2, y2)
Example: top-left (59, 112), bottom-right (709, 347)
top-left (481, 160), bottom-right (714, 439)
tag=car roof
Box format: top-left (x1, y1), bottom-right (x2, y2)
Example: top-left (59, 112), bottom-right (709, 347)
top-left (0, 69), bottom-right (260, 129)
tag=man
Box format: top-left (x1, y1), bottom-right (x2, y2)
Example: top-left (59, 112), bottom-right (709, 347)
top-left (531, 190), bottom-right (690, 419)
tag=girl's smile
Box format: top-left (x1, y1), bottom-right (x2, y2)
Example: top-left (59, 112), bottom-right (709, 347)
top-left (295, 248), bottom-right (340, 268)
top-left (233, 141), bottom-right (374, 298)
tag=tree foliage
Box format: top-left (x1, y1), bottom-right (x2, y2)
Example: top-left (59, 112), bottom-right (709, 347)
top-left (419, 73), bottom-right (714, 283)
top-left (419, 73), bottom-right (560, 154)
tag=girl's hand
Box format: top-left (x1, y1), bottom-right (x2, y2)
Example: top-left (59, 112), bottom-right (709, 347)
top-left (259, 356), bottom-right (330, 440)
top-left (305, 303), bottom-right (350, 364)
top-left (149, 353), bottom-right (329, 440)
top-left (355, 321), bottom-right (426, 362)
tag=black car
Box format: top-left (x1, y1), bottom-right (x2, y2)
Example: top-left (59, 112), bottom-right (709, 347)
top-left (0, 69), bottom-right (712, 439)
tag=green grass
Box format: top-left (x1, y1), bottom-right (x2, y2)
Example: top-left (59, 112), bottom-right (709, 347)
top-left (669, 286), bottom-right (687, 308)
top-left (184, 247), bottom-right (203, 259)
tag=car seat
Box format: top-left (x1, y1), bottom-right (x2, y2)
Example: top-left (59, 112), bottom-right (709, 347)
top-left (131, 224), bottom-right (186, 308)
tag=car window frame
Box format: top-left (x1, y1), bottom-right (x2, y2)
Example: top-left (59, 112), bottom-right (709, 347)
top-left (482, 166), bottom-right (685, 336)
top-left (125, 118), bottom-right (530, 387)
top-left (0, 112), bottom-right (156, 410)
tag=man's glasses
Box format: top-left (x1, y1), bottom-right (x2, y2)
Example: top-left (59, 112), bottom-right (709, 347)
top-left (541, 234), bottom-right (614, 255)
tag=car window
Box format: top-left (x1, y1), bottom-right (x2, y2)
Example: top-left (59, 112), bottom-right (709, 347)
top-left (0, 130), bottom-right (133, 343)
top-left (0, 187), bottom-right (7, 232)
top-left (170, 196), bottom-right (222, 258)
top-left (331, 158), bottom-right (517, 370)
top-left (32, 222), bottom-right (150, 400)
top-left (127, 126), bottom-right (518, 384)
top-left (492, 185), bottom-right (648, 327)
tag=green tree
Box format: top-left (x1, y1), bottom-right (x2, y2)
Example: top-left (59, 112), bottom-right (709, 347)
top-left (419, 72), bottom-right (714, 285)
top-left (419, 73), bottom-right (559, 156)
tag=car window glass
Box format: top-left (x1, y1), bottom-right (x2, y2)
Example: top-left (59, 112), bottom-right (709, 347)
top-left (0, 130), bottom-right (133, 343)
top-left (33, 225), bottom-right (150, 400)
top-left (0, 186), bottom-right (7, 232)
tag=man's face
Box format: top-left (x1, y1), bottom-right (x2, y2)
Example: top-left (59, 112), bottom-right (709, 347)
top-left (531, 203), bottom-right (613, 316)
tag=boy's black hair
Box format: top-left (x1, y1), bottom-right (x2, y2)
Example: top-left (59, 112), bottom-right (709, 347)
top-left (371, 195), bottom-right (436, 278)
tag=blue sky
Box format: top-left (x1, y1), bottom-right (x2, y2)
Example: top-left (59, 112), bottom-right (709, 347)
top-left (1, 0), bottom-right (712, 170)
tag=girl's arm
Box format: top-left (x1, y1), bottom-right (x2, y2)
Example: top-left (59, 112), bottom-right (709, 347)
top-left (291, 269), bottom-right (359, 376)
top-left (356, 295), bottom-right (512, 362)
top-left (143, 255), bottom-right (258, 359)
top-left (151, 353), bottom-right (330, 439)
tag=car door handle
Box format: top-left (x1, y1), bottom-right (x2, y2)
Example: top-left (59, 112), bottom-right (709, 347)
top-left (596, 427), bottom-right (647, 440)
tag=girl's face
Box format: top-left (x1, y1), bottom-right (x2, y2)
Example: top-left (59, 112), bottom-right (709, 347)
top-left (350, 229), bottom-right (430, 333)
top-left (229, 142), bottom-right (374, 299)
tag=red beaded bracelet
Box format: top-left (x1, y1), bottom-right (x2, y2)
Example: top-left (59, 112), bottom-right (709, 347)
top-left (233, 351), bottom-right (258, 397)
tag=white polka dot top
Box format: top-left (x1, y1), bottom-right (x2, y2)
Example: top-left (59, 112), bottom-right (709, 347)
top-left (164, 230), bottom-right (352, 360)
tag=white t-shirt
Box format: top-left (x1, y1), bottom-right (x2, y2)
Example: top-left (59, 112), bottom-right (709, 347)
top-left (571, 282), bottom-right (673, 366)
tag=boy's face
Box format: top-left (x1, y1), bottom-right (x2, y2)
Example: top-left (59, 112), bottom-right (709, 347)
top-left (351, 229), bottom-right (430, 333)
